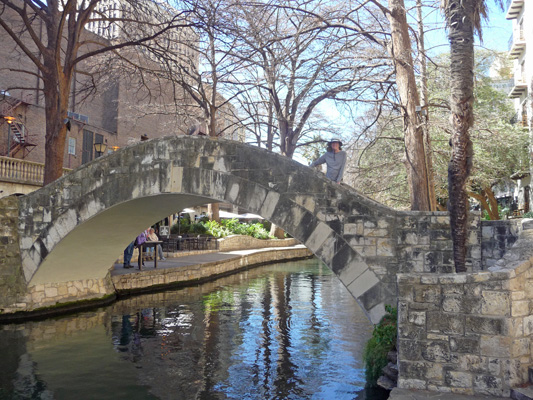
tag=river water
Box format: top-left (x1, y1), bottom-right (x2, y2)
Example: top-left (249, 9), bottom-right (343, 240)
top-left (0, 258), bottom-right (389, 400)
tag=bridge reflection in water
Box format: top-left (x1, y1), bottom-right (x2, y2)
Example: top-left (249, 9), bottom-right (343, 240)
top-left (0, 259), bottom-right (388, 400)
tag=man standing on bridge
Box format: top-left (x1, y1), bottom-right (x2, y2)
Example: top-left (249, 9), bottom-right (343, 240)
top-left (309, 139), bottom-right (347, 184)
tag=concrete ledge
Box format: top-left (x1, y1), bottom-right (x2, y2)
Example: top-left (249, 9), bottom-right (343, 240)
top-left (218, 236), bottom-right (298, 252)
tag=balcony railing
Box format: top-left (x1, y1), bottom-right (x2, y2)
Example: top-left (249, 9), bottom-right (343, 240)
top-left (506, 0), bottom-right (524, 19)
top-left (509, 30), bottom-right (526, 59)
top-left (0, 157), bottom-right (71, 186)
top-left (509, 77), bottom-right (528, 99)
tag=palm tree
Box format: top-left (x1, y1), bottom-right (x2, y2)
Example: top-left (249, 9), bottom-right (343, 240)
top-left (442, 0), bottom-right (501, 272)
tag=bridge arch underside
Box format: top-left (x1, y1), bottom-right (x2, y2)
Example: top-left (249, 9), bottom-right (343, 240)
top-left (20, 137), bottom-right (397, 323)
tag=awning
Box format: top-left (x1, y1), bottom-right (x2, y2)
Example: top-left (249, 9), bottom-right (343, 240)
top-left (219, 210), bottom-right (242, 219)
top-left (238, 213), bottom-right (264, 220)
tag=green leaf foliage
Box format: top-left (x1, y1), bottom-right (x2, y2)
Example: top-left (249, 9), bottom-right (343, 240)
top-left (201, 218), bottom-right (274, 240)
top-left (352, 51), bottom-right (528, 210)
top-left (363, 305), bottom-right (397, 387)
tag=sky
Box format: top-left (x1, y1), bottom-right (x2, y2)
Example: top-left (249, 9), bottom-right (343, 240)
top-left (319, 3), bottom-right (514, 129)
top-left (302, 3), bottom-right (514, 164)
top-left (423, 2), bottom-right (513, 54)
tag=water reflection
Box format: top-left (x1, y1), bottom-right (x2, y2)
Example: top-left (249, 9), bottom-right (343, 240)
top-left (0, 259), bottom-right (378, 399)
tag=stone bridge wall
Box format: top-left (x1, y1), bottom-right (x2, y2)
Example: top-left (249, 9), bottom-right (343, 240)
top-left (0, 137), bottom-right (526, 323)
top-left (397, 221), bottom-right (533, 396)
top-left (0, 196), bottom-right (26, 312)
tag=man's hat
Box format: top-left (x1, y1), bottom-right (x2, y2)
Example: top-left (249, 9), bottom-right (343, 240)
top-left (328, 138), bottom-right (343, 146)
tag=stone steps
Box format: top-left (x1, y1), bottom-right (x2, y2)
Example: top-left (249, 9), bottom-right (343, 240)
top-left (377, 350), bottom-right (398, 391)
top-left (511, 368), bottom-right (533, 400)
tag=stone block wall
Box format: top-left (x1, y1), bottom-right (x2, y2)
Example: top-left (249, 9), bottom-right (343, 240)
top-left (396, 212), bottom-right (481, 274)
top-left (0, 196), bottom-right (26, 310)
top-left (397, 229), bottom-right (533, 396)
top-left (481, 220), bottom-right (521, 268)
top-left (2, 275), bottom-right (115, 314)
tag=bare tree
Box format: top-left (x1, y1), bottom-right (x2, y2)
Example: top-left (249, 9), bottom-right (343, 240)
top-left (230, 0), bottom-right (391, 159)
top-left (0, 0), bottom-right (191, 184)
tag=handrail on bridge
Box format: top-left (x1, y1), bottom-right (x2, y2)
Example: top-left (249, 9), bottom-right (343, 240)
top-left (0, 156), bottom-right (71, 186)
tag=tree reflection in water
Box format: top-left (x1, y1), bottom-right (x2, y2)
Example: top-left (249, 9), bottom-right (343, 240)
top-left (0, 259), bottom-right (384, 400)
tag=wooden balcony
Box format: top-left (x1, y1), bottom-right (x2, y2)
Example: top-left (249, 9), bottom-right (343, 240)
top-left (0, 157), bottom-right (71, 186)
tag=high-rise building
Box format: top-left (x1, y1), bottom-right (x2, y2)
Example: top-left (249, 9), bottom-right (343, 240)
top-left (507, 0), bottom-right (531, 213)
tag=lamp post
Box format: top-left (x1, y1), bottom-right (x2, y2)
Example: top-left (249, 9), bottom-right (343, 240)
top-left (4, 116), bottom-right (15, 157)
top-left (94, 140), bottom-right (107, 158)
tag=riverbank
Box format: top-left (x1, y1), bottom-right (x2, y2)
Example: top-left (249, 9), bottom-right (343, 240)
top-left (111, 245), bottom-right (313, 295)
top-left (0, 244), bottom-right (312, 322)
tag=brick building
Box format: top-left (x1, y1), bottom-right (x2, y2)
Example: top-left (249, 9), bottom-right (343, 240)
top-left (0, 1), bottom-right (243, 197)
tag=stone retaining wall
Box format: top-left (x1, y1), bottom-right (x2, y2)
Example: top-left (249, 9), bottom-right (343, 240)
top-left (397, 223), bottom-right (533, 397)
top-left (2, 276), bottom-right (116, 314)
top-left (1, 246), bottom-right (311, 315)
top-left (217, 236), bottom-right (298, 252)
top-left (112, 246), bottom-right (312, 293)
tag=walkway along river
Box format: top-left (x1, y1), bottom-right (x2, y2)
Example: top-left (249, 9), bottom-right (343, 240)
top-left (0, 258), bottom-right (388, 399)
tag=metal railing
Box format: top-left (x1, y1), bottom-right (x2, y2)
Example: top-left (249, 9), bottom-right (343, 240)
top-left (0, 156), bottom-right (71, 186)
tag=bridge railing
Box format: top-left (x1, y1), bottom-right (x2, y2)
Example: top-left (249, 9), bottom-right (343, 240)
top-left (0, 156), bottom-right (71, 186)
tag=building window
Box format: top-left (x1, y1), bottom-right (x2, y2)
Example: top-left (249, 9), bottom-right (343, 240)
top-left (82, 129), bottom-right (94, 164)
top-left (68, 137), bottom-right (76, 155)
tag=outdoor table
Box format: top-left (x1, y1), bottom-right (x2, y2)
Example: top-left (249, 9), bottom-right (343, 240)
top-left (138, 241), bottom-right (163, 270)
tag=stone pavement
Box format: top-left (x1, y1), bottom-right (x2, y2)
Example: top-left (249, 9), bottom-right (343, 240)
top-left (110, 245), bottom-right (313, 294)
top-left (389, 388), bottom-right (509, 400)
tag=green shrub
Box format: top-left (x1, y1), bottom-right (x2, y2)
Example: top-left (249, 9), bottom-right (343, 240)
top-left (363, 305), bottom-right (397, 387)
top-left (189, 222), bottom-right (208, 235)
top-left (203, 220), bottom-right (232, 237)
top-left (523, 211), bottom-right (533, 218)
top-left (171, 217), bottom-right (191, 234)
top-left (201, 218), bottom-right (274, 239)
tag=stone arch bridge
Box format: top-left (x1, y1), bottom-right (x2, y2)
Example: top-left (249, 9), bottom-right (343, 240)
top-left (3, 135), bottom-right (533, 396)
top-left (2, 136), bottom-right (482, 323)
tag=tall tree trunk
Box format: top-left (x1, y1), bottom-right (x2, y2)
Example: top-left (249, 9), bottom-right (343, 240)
top-left (445, 0), bottom-right (475, 272)
top-left (42, 70), bottom-right (70, 185)
top-left (416, 0), bottom-right (437, 211)
top-left (387, 0), bottom-right (430, 211)
top-left (207, 106), bottom-right (220, 223)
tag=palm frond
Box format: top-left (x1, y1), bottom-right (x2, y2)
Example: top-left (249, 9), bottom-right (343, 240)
top-left (441, 0), bottom-right (504, 41)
